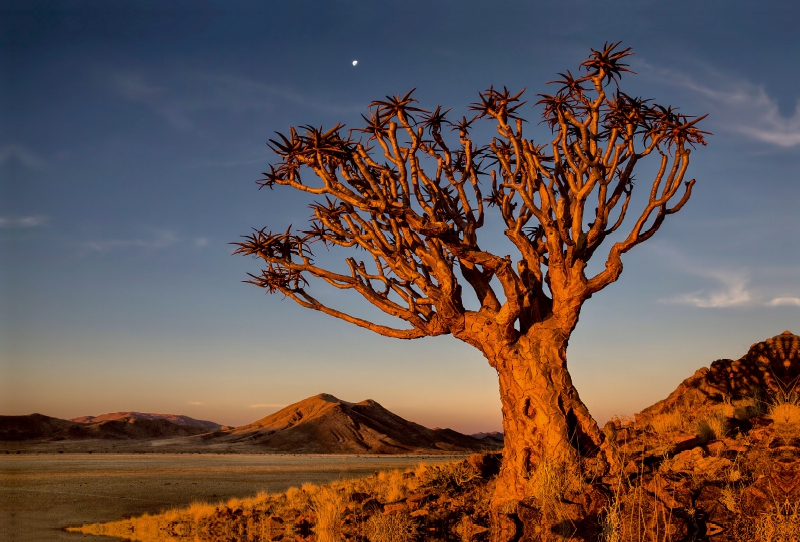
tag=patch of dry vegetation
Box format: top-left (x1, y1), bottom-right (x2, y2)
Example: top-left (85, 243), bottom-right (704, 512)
top-left (70, 455), bottom-right (496, 542)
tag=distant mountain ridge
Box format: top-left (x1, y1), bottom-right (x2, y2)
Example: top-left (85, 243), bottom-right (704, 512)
top-left (70, 412), bottom-right (225, 430)
top-left (471, 431), bottom-right (504, 443)
top-left (0, 413), bottom-right (213, 442)
top-left (1, 394), bottom-right (499, 454)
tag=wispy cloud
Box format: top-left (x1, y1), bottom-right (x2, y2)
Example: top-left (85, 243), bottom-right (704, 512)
top-left (652, 244), bottom-right (751, 308)
top-left (0, 215), bottom-right (48, 228)
top-left (79, 229), bottom-right (208, 253)
top-left (768, 297), bottom-right (800, 307)
top-left (187, 401), bottom-right (203, 405)
top-left (662, 268), bottom-right (751, 308)
top-left (112, 71), bottom-right (361, 130)
top-left (0, 145), bottom-right (46, 169)
top-left (644, 65), bottom-right (800, 148)
top-left (249, 403), bottom-right (287, 409)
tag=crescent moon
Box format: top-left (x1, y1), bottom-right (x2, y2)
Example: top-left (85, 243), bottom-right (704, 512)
top-left (352, 60), bottom-right (358, 66)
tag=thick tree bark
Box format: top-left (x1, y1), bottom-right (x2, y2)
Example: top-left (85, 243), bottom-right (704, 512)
top-left (486, 325), bottom-right (605, 509)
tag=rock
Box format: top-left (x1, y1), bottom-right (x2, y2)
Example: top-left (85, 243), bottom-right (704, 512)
top-left (643, 476), bottom-right (692, 509)
top-left (349, 491), bottom-right (370, 503)
top-left (468, 452), bottom-right (502, 478)
top-left (406, 491), bottom-right (434, 509)
top-left (575, 486), bottom-right (610, 516)
top-left (383, 502), bottom-right (409, 515)
top-left (360, 498), bottom-right (382, 513)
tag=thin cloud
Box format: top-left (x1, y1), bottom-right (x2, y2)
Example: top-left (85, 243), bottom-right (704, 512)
top-left (0, 215), bottom-right (48, 228)
top-left (249, 403), bottom-right (287, 408)
top-left (79, 229), bottom-right (210, 254)
top-left (654, 245), bottom-right (751, 308)
top-left (0, 145), bottom-right (46, 169)
top-left (112, 71), bottom-right (361, 130)
top-left (643, 64), bottom-right (800, 148)
top-left (663, 269), bottom-right (751, 308)
top-left (768, 297), bottom-right (800, 307)
top-left (79, 229), bottom-right (180, 253)
top-left (187, 401), bottom-right (203, 405)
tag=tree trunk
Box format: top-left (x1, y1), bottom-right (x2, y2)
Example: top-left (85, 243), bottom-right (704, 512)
top-left (489, 326), bottom-right (605, 510)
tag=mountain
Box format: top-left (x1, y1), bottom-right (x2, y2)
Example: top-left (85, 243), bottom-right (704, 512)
top-left (0, 413), bottom-right (79, 441)
top-left (0, 413), bottom-right (213, 442)
top-left (70, 412), bottom-right (225, 430)
top-left (199, 393), bottom-right (498, 453)
top-left (1, 394), bottom-right (498, 454)
top-left (471, 431), bottom-right (504, 446)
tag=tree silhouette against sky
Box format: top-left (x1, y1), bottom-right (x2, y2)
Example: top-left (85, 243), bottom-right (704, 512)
top-left (235, 42), bottom-right (708, 509)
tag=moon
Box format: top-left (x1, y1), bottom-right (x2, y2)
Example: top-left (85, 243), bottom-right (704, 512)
top-left (352, 60), bottom-right (358, 66)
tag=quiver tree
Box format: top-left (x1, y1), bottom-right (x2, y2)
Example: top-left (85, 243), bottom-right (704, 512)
top-left (235, 43), bottom-right (707, 509)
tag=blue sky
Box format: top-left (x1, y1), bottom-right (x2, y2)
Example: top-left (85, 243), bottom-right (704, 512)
top-left (2, 0), bottom-right (798, 432)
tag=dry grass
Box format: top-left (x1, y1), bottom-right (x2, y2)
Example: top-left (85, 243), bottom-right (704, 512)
top-left (768, 402), bottom-right (800, 424)
top-left (70, 459), bottom-right (482, 542)
top-left (311, 486), bottom-right (346, 535)
top-left (648, 411), bottom-right (686, 435)
top-left (695, 411), bottom-right (728, 441)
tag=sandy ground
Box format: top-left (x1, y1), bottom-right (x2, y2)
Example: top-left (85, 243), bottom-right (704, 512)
top-left (1, 453), bottom-right (465, 542)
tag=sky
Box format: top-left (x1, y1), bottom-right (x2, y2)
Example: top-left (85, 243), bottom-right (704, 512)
top-left (1, 0), bottom-right (798, 433)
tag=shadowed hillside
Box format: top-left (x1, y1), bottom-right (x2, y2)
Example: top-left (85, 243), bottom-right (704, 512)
top-left (71, 412), bottom-right (226, 430)
top-left (200, 393), bottom-right (494, 453)
top-left (0, 413), bottom-right (214, 442)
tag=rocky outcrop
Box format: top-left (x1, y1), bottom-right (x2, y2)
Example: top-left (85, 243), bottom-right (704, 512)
top-left (640, 330), bottom-right (799, 420)
top-left (599, 330), bottom-right (800, 541)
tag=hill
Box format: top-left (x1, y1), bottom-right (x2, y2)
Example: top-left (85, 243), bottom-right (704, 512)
top-left (0, 413), bottom-right (213, 442)
top-left (70, 412), bottom-right (225, 430)
top-left (199, 393), bottom-right (496, 453)
top-left (1, 395), bottom-right (497, 454)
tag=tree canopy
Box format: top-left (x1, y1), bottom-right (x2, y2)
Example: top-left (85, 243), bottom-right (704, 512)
top-left (234, 42), bottom-right (708, 346)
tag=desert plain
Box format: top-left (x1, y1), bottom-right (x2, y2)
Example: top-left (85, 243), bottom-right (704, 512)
top-left (0, 453), bottom-right (465, 542)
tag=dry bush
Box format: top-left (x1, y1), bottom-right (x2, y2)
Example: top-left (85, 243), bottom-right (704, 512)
top-left (312, 486), bottom-right (346, 535)
top-left (378, 469), bottom-right (408, 502)
top-left (695, 412), bottom-right (727, 441)
top-left (768, 402), bottom-right (800, 424)
top-left (526, 456), bottom-right (584, 524)
top-left (285, 485), bottom-right (311, 510)
top-left (648, 411), bottom-right (686, 434)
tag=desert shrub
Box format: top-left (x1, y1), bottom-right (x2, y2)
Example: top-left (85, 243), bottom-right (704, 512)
top-left (695, 412), bottom-right (727, 441)
top-left (648, 411), bottom-right (685, 434)
top-left (525, 456), bottom-right (584, 524)
top-left (312, 486), bottom-right (346, 536)
top-left (285, 485), bottom-right (311, 511)
top-left (377, 469), bottom-right (408, 502)
top-left (768, 402), bottom-right (800, 424)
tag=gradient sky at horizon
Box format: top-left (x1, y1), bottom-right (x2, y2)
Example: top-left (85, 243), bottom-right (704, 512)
top-left (2, 1), bottom-right (798, 433)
